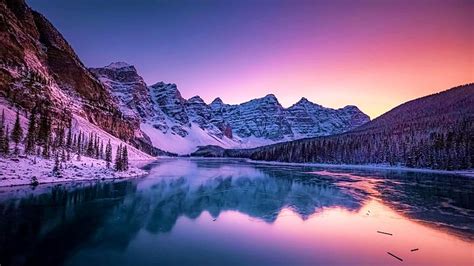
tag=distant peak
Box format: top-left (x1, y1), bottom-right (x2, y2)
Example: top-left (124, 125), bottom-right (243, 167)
top-left (341, 105), bottom-right (359, 110)
top-left (188, 95), bottom-right (205, 103)
top-left (150, 81), bottom-right (176, 89)
top-left (290, 97), bottom-right (323, 109)
top-left (264, 94), bottom-right (277, 99)
top-left (105, 62), bottom-right (133, 69)
top-left (211, 97), bottom-right (224, 105)
top-left (297, 97), bottom-right (310, 104)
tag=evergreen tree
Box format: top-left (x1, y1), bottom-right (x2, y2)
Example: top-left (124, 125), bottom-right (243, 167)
top-left (94, 135), bottom-right (100, 158)
top-left (61, 148), bottom-right (67, 162)
top-left (87, 132), bottom-right (94, 156)
top-left (122, 146), bottom-right (129, 171)
top-left (37, 109), bottom-right (51, 146)
top-left (52, 152), bottom-right (61, 177)
top-left (0, 110), bottom-right (5, 155)
top-left (72, 133), bottom-right (77, 152)
top-left (105, 140), bottom-right (112, 168)
top-left (25, 107), bottom-right (37, 154)
top-left (100, 140), bottom-right (104, 159)
top-left (114, 144), bottom-right (122, 171)
top-left (76, 131), bottom-right (82, 161)
top-left (2, 126), bottom-right (9, 155)
top-left (66, 126), bottom-right (72, 150)
top-left (11, 111), bottom-right (23, 154)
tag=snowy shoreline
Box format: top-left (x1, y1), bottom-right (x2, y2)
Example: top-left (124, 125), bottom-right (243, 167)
top-left (186, 157), bottom-right (474, 178)
top-left (0, 156), bottom-right (156, 188)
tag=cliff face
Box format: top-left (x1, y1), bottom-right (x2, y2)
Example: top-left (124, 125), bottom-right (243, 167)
top-left (0, 0), bottom-right (139, 142)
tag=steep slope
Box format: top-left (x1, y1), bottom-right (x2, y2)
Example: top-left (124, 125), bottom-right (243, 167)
top-left (0, 0), bottom-right (149, 151)
top-left (193, 84), bottom-right (474, 170)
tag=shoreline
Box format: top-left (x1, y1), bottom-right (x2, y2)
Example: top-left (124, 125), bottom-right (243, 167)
top-left (0, 156), bottom-right (157, 188)
top-left (185, 156), bottom-right (474, 178)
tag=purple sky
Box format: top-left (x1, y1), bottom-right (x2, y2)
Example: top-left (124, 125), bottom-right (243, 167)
top-left (27, 0), bottom-right (473, 118)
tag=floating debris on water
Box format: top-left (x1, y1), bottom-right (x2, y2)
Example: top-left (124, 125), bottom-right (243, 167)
top-left (387, 252), bottom-right (403, 261)
top-left (377, 231), bottom-right (393, 236)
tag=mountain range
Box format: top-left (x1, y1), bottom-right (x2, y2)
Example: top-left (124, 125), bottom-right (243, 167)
top-left (193, 84), bottom-right (474, 170)
top-left (90, 62), bottom-right (370, 154)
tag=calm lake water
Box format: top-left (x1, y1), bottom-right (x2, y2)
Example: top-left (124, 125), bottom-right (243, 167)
top-left (0, 158), bottom-right (473, 266)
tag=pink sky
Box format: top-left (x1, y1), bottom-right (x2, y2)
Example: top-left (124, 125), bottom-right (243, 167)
top-left (30, 0), bottom-right (474, 118)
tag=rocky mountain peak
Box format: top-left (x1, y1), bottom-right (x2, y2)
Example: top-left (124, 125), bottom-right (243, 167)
top-left (211, 97), bottom-right (224, 105)
top-left (149, 82), bottom-right (188, 126)
top-left (262, 94), bottom-right (279, 103)
top-left (105, 61), bottom-right (134, 69)
top-left (188, 95), bottom-right (206, 104)
top-left (291, 97), bottom-right (322, 109)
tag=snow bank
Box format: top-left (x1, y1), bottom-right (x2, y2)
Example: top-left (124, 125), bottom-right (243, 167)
top-left (0, 156), bottom-right (147, 187)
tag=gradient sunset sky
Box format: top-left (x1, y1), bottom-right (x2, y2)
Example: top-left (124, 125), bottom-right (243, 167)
top-left (28, 0), bottom-right (473, 118)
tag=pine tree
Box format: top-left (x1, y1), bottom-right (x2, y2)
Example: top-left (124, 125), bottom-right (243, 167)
top-left (87, 132), bottom-right (94, 157)
top-left (61, 148), bottom-right (67, 162)
top-left (2, 126), bottom-right (9, 155)
top-left (72, 133), bottom-right (77, 152)
top-left (11, 111), bottom-right (23, 154)
top-left (25, 108), bottom-right (37, 154)
top-left (100, 140), bottom-right (104, 159)
top-left (114, 144), bottom-right (122, 171)
top-left (52, 152), bottom-right (61, 177)
top-left (0, 110), bottom-right (5, 155)
top-left (122, 146), bottom-right (129, 171)
top-left (66, 126), bottom-right (72, 150)
top-left (37, 109), bottom-right (51, 146)
top-left (94, 135), bottom-right (99, 159)
top-left (105, 140), bottom-right (112, 168)
top-left (76, 131), bottom-right (82, 161)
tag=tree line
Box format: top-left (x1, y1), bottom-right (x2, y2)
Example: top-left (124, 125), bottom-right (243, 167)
top-left (234, 116), bottom-right (473, 170)
top-left (0, 106), bottom-right (130, 174)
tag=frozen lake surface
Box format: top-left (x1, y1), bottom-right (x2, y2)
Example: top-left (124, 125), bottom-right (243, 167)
top-left (1, 158), bottom-right (473, 265)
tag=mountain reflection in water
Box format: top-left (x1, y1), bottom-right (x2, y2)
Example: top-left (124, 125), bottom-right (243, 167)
top-left (0, 158), bottom-right (472, 266)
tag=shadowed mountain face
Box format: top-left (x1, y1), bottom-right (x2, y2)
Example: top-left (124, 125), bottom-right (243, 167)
top-left (0, 158), bottom-right (473, 265)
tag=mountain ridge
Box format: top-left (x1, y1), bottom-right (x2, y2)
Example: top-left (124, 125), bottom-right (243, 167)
top-left (90, 62), bottom-right (370, 154)
top-left (192, 83), bottom-right (474, 170)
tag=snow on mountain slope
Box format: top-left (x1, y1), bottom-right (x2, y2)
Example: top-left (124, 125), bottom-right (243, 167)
top-left (73, 115), bottom-right (153, 161)
top-left (0, 101), bottom-right (150, 187)
top-left (91, 62), bottom-right (370, 155)
top-left (141, 122), bottom-right (236, 155)
top-left (0, 100), bottom-right (152, 162)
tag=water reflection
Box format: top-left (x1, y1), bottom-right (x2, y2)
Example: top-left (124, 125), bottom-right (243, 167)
top-left (0, 158), bottom-right (472, 266)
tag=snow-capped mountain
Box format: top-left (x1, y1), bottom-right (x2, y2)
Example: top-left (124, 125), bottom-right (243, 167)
top-left (91, 63), bottom-right (370, 154)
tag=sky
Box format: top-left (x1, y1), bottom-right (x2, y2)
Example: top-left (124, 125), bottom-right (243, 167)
top-left (27, 0), bottom-right (473, 119)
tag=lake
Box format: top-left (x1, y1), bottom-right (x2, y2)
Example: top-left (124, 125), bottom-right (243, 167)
top-left (0, 158), bottom-right (473, 265)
